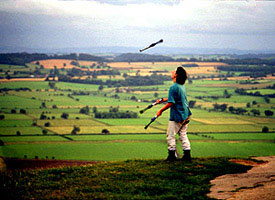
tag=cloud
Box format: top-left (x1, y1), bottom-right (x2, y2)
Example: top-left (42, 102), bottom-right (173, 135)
top-left (0, 0), bottom-right (274, 49)
top-left (59, 0), bottom-right (181, 6)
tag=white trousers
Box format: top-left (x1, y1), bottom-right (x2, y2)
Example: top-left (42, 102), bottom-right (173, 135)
top-left (167, 121), bottom-right (191, 151)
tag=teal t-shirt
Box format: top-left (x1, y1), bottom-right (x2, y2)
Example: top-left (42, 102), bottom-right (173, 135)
top-left (168, 83), bottom-right (192, 122)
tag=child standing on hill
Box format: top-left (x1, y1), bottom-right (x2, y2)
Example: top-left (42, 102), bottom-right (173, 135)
top-left (156, 67), bottom-right (192, 162)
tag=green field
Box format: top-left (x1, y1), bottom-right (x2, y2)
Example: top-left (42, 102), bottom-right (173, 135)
top-left (0, 62), bottom-right (274, 161)
top-left (1, 133), bottom-right (275, 161)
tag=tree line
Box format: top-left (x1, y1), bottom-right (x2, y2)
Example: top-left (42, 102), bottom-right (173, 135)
top-left (235, 88), bottom-right (275, 98)
top-left (2, 52), bottom-right (275, 66)
top-left (217, 65), bottom-right (275, 78)
top-left (79, 105), bottom-right (138, 119)
top-left (0, 53), bottom-right (105, 65)
top-left (59, 74), bottom-right (170, 87)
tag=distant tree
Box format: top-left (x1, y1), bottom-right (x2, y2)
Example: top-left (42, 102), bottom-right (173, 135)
top-left (41, 102), bottom-right (46, 108)
top-left (0, 139), bottom-right (4, 146)
top-left (113, 94), bottom-right (120, 99)
top-left (52, 105), bottom-right (58, 109)
top-left (98, 85), bottom-right (104, 91)
top-left (61, 112), bottom-right (69, 119)
top-left (130, 96), bottom-right (137, 101)
top-left (213, 103), bottom-right (227, 112)
top-left (48, 81), bottom-right (56, 89)
top-left (264, 110), bottom-right (274, 117)
top-left (246, 103), bottom-right (251, 108)
top-left (16, 131), bottom-right (21, 136)
top-left (42, 129), bottom-right (48, 135)
top-left (71, 125), bottom-right (80, 135)
top-left (220, 104), bottom-right (227, 112)
top-left (92, 106), bottom-right (98, 113)
top-left (101, 129), bottom-right (110, 135)
top-left (40, 113), bottom-right (47, 120)
top-left (250, 109), bottom-right (260, 116)
top-left (264, 97), bottom-right (270, 103)
top-left (44, 122), bottom-right (51, 127)
top-left (53, 66), bottom-right (59, 76)
top-left (123, 73), bottom-right (128, 78)
top-left (20, 109), bottom-right (26, 114)
top-left (262, 126), bottom-right (269, 133)
top-left (229, 106), bottom-right (235, 113)
top-left (235, 108), bottom-right (247, 115)
top-left (0, 115), bottom-right (4, 120)
top-left (189, 101), bottom-right (196, 108)
top-left (80, 106), bottom-right (90, 115)
top-left (70, 60), bottom-right (80, 67)
top-left (11, 109), bottom-right (16, 114)
top-left (32, 120), bottom-right (37, 126)
top-left (223, 89), bottom-right (231, 98)
top-left (252, 101), bottom-right (257, 105)
top-left (154, 92), bottom-right (159, 98)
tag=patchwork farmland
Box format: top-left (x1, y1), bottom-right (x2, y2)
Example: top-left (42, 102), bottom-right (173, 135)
top-left (0, 57), bottom-right (275, 161)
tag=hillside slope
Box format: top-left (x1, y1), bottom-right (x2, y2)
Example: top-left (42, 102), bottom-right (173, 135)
top-left (1, 157), bottom-right (251, 199)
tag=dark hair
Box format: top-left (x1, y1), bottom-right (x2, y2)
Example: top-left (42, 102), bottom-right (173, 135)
top-left (176, 67), bottom-right (187, 85)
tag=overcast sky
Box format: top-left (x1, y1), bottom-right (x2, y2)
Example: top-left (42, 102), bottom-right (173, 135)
top-left (0, 0), bottom-right (274, 51)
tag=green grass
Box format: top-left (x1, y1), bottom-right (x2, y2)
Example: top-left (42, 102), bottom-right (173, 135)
top-left (55, 82), bottom-right (99, 91)
top-left (204, 133), bottom-right (275, 140)
top-left (247, 89), bottom-right (275, 95)
top-left (0, 62), bottom-right (274, 163)
top-left (0, 114), bottom-right (31, 120)
top-left (0, 64), bottom-right (26, 69)
top-left (0, 136), bottom-right (68, 142)
top-left (70, 134), bottom-right (202, 141)
top-left (0, 157), bottom-right (252, 199)
top-left (1, 140), bottom-right (274, 161)
top-left (0, 120), bottom-right (33, 127)
top-left (0, 127), bottom-right (43, 136)
top-left (95, 118), bottom-right (153, 126)
top-left (0, 95), bottom-right (41, 108)
top-left (0, 81), bottom-right (50, 90)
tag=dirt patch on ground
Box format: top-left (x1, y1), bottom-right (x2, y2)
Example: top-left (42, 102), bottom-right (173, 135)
top-left (0, 157), bottom-right (97, 171)
top-left (208, 156), bottom-right (275, 200)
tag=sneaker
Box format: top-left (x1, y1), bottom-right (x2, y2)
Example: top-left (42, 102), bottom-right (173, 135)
top-left (181, 150), bottom-right (192, 162)
top-left (165, 150), bottom-right (178, 162)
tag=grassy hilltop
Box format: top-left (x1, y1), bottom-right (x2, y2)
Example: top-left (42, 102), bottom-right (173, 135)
top-left (1, 157), bottom-right (252, 199)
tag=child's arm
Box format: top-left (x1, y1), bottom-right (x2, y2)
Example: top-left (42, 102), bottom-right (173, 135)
top-left (156, 102), bottom-right (173, 117)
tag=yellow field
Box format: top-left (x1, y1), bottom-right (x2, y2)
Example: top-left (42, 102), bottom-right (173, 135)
top-left (202, 82), bottom-right (272, 89)
top-left (37, 119), bottom-right (105, 127)
top-left (47, 125), bottom-right (161, 134)
top-left (0, 78), bottom-right (46, 82)
top-left (108, 61), bottom-right (227, 69)
top-left (78, 60), bottom-right (97, 66)
top-left (30, 59), bottom-right (228, 77)
top-left (192, 117), bottom-right (254, 125)
top-left (108, 61), bottom-right (227, 76)
top-left (32, 59), bottom-right (76, 69)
